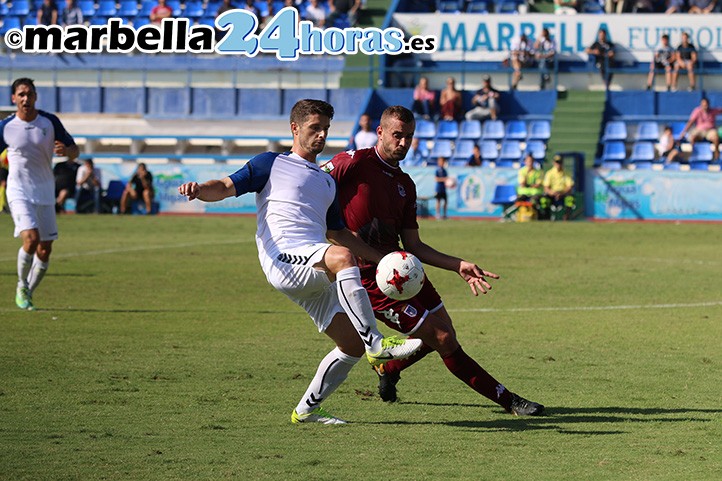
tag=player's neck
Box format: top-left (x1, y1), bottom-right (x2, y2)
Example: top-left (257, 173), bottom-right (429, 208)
top-left (374, 147), bottom-right (399, 168)
top-left (16, 108), bottom-right (38, 122)
top-left (290, 149), bottom-right (317, 164)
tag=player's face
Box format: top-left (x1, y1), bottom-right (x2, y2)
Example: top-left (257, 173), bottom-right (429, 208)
top-left (293, 113), bottom-right (331, 158)
top-left (12, 84), bottom-right (37, 117)
top-left (378, 116), bottom-right (415, 163)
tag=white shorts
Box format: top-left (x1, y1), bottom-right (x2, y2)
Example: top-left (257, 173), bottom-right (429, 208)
top-left (9, 199), bottom-right (58, 241)
top-left (260, 242), bottom-right (344, 333)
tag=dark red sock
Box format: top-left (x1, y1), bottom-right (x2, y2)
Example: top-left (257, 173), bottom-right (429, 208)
top-left (442, 346), bottom-right (513, 409)
top-left (382, 343), bottom-right (434, 375)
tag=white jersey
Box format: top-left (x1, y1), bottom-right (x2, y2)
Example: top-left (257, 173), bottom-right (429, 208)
top-left (228, 151), bottom-right (345, 259)
top-left (0, 110), bottom-right (76, 205)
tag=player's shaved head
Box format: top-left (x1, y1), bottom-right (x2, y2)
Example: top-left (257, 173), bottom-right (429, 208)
top-left (380, 105), bottom-right (415, 129)
top-left (290, 99), bottom-right (335, 126)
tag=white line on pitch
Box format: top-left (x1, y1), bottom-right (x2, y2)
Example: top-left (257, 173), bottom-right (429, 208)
top-left (450, 301), bottom-right (722, 313)
top-left (608, 256), bottom-right (720, 266)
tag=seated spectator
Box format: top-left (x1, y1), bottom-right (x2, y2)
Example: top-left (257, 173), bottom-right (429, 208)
top-left (510, 34), bottom-right (534, 90)
top-left (585, 29), bottom-right (615, 88)
top-left (328, 0), bottom-right (361, 28)
top-left (411, 76), bottom-right (436, 120)
top-left (150, 0), bottom-right (174, 24)
top-left (121, 163), bottom-right (155, 215)
top-left (646, 34), bottom-right (674, 91)
top-left (517, 154), bottom-right (543, 206)
top-left (240, 0), bottom-right (262, 18)
top-left (62, 0), bottom-right (84, 27)
top-left (434, 157), bottom-right (448, 220)
top-left (658, 125), bottom-right (681, 163)
top-left (665, 0), bottom-right (685, 13)
top-left (304, 0), bottom-right (326, 27)
top-left (468, 144), bottom-right (482, 167)
top-left (534, 28), bottom-right (557, 90)
top-left (439, 77), bottom-right (463, 121)
top-left (672, 32), bottom-right (697, 91)
top-left (54, 157), bottom-right (79, 213)
top-left (678, 98), bottom-right (721, 161)
top-left (403, 138), bottom-right (424, 165)
top-left (688, 0), bottom-right (717, 13)
top-left (555, 0), bottom-right (579, 14)
top-left (38, 0), bottom-right (59, 26)
top-left (541, 155), bottom-right (574, 221)
top-left (75, 159), bottom-right (101, 214)
top-left (353, 114), bottom-right (378, 149)
top-left (465, 75), bottom-right (499, 121)
top-left (217, 0), bottom-right (237, 15)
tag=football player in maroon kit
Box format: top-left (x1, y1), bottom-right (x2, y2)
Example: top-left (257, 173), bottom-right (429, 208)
top-left (323, 105), bottom-right (544, 416)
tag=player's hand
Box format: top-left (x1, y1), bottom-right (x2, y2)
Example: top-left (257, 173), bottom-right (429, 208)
top-left (54, 141), bottom-right (66, 156)
top-left (458, 261), bottom-right (499, 296)
top-left (178, 182), bottom-right (200, 201)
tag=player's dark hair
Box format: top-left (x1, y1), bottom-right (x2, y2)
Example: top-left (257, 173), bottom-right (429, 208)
top-left (381, 105), bottom-right (415, 126)
top-left (290, 99), bottom-right (334, 125)
top-left (12, 78), bottom-right (36, 95)
top-left (661, 34), bottom-right (669, 41)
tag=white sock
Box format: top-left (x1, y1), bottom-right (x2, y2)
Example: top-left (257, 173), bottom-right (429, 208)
top-left (295, 348), bottom-right (360, 415)
top-left (17, 247), bottom-right (33, 289)
top-left (336, 266), bottom-right (384, 353)
top-left (27, 255), bottom-right (49, 294)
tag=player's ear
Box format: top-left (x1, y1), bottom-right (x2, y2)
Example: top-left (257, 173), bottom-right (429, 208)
top-left (290, 121), bottom-right (299, 136)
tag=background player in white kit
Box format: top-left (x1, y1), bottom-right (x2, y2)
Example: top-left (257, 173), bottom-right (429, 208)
top-left (0, 78), bottom-right (79, 310)
top-left (178, 99), bottom-right (422, 424)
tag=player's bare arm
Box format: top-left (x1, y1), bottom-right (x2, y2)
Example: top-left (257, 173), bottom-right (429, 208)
top-left (401, 228), bottom-right (499, 296)
top-left (327, 228), bottom-right (384, 264)
top-left (178, 177), bottom-right (235, 202)
top-left (54, 141), bottom-right (79, 160)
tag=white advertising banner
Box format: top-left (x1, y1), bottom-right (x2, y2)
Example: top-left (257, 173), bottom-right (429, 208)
top-left (393, 13), bottom-right (722, 63)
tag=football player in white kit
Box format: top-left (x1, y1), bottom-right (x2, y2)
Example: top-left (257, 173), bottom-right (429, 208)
top-left (1, 78), bottom-right (79, 310)
top-left (178, 99), bottom-right (422, 424)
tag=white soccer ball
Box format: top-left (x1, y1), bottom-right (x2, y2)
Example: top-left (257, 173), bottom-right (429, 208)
top-left (375, 251), bottom-right (425, 301)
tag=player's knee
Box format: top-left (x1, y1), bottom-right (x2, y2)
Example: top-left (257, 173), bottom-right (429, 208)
top-left (37, 243), bottom-right (52, 261)
top-left (327, 246), bottom-right (357, 272)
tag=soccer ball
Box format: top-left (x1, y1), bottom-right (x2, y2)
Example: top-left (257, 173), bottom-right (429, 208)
top-left (375, 251), bottom-right (425, 301)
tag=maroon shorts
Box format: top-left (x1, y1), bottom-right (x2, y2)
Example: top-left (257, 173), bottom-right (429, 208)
top-left (361, 271), bottom-right (443, 335)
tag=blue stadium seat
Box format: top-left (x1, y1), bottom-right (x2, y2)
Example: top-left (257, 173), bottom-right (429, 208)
top-left (436, 120), bottom-right (459, 140)
top-left (491, 184), bottom-right (517, 207)
top-left (601, 121), bottom-right (628, 142)
top-left (634, 121), bottom-right (659, 142)
top-left (690, 162), bottom-right (710, 171)
top-left (452, 139), bottom-right (476, 161)
top-left (525, 140), bottom-right (546, 162)
top-left (671, 121), bottom-right (688, 142)
top-left (118, 0), bottom-right (140, 17)
top-left (79, 0), bottom-right (95, 17)
top-left (632, 161), bottom-right (653, 170)
top-left (90, 16), bottom-right (109, 25)
top-left (332, 13), bottom-right (350, 28)
top-left (9, 0), bottom-right (30, 16)
top-left (55, 0), bottom-right (67, 14)
top-left (495, 160), bottom-right (516, 168)
top-left (167, 0), bottom-right (181, 17)
top-left (0, 16), bottom-right (22, 34)
top-left (404, 140), bottom-right (429, 165)
top-left (415, 119), bottom-right (436, 140)
top-left (105, 180), bottom-right (126, 204)
top-left (495, 0), bottom-right (520, 13)
top-left (0, 2), bottom-right (9, 15)
top-left (466, 0), bottom-right (489, 12)
top-left (24, 13), bottom-right (38, 25)
top-left (255, 1), bottom-right (270, 17)
top-left (430, 139), bottom-right (453, 159)
top-left (97, 0), bottom-right (118, 16)
top-left (139, 0), bottom-right (156, 17)
top-left (481, 120), bottom-right (504, 141)
top-left (437, 0), bottom-right (461, 12)
top-left (664, 162), bottom-right (681, 171)
top-left (206, 0), bottom-right (221, 16)
top-left (601, 141), bottom-right (626, 162)
top-left (689, 143), bottom-right (713, 163)
top-left (449, 159), bottom-right (469, 167)
top-left (185, 0), bottom-right (205, 19)
top-left (527, 120), bottom-right (551, 141)
top-left (133, 16), bottom-right (151, 27)
top-left (629, 142), bottom-right (656, 162)
top-left (499, 140), bottom-right (522, 161)
top-left (582, 0), bottom-right (604, 12)
top-left (459, 120), bottom-right (482, 140)
top-left (601, 161), bottom-right (623, 170)
top-left (479, 140), bottom-right (498, 161)
top-left (198, 15), bottom-right (216, 27)
top-left (504, 120), bottom-right (527, 140)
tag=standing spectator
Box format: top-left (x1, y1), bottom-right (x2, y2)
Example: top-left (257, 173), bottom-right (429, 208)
top-left (585, 29), bottom-right (615, 88)
top-left (688, 0), bottom-right (717, 13)
top-left (411, 76), bottom-right (437, 120)
top-left (658, 125), bottom-right (681, 163)
top-left (468, 144), bottom-right (482, 166)
top-left (465, 75), bottom-right (500, 121)
top-left (434, 157), bottom-right (448, 220)
top-left (53, 157), bottom-right (79, 213)
top-left (353, 114), bottom-right (378, 149)
top-left (38, 0), bottom-right (59, 26)
top-left (304, 0), bottom-right (326, 27)
top-left (542, 155), bottom-right (574, 221)
top-left (327, 0), bottom-right (361, 28)
top-left (62, 0), bottom-right (84, 26)
top-left (534, 28), bottom-right (557, 90)
top-left (672, 32), bottom-right (697, 91)
top-left (75, 159), bottom-right (101, 213)
top-left (510, 34), bottom-right (534, 90)
top-left (678, 98), bottom-right (721, 161)
top-left (554, 0), bottom-right (579, 14)
top-left (150, 0), bottom-right (173, 24)
top-left (517, 154), bottom-right (543, 206)
top-left (120, 163), bottom-right (155, 215)
top-left (1, 78), bottom-right (79, 311)
top-left (439, 77), bottom-right (463, 121)
top-left (646, 34), bottom-right (675, 91)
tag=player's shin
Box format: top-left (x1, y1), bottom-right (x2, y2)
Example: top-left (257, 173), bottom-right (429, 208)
top-left (17, 247), bottom-right (33, 289)
top-left (336, 266), bottom-right (384, 353)
top-left (295, 347), bottom-right (360, 415)
top-left (27, 255), bottom-right (49, 294)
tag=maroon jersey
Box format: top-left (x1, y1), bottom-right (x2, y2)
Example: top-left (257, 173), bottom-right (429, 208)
top-left (323, 147), bottom-right (418, 268)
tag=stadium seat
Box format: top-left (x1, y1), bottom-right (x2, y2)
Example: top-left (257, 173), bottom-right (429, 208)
top-left (167, 0), bottom-right (182, 17)
top-left (494, 0), bottom-right (520, 13)
top-left (9, 0), bottom-right (30, 16)
top-left (430, 139), bottom-right (453, 159)
top-left (0, 2), bottom-right (9, 15)
top-left (133, 16), bottom-right (151, 27)
top-left (458, 120), bottom-right (482, 140)
top-left (437, 0), bottom-right (461, 12)
top-left (24, 13), bottom-right (37, 25)
top-left (118, 0), bottom-right (140, 17)
top-left (601, 121), bottom-right (628, 142)
top-left (436, 120), bottom-right (459, 140)
top-left (184, 0), bottom-right (205, 19)
top-left (504, 120), bottom-right (527, 140)
top-left (0, 16), bottom-right (22, 34)
top-left (582, 0), bottom-right (604, 12)
top-left (331, 13), bottom-right (350, 29)
top-left (600, 161), bottom-right (623, 170)
top-left (449, 159), bottom-right (469, 167)
top-left (664, 162), bottom-right (681, 171)
top-left (632, 161), bottom-right (653, 170)
top-left (601, 141), bottom-right (626, 162)
top-left (90, 16), bottom-right (109, 25)
top-left (690, 162), bottom-right (710, 171)
top-left (79, 0), bottom-right (95, 17)
top-left (479, 140), bottom-right (499, 161)
top-left (97, 0), bottom-right (118, 17)
top-left (466, 0), bottom-right (489, 12)
top-left (629, 142), bottom-right (656, 163)
top-left (688, 142), bottom-right (713, 163)
top-left (415, 119), bottom-right (436, 140)
top-left (634, 121), bottom-right (660, 142)
top-left (499, 140), bottom-right (522, 160)
top-left (527, 120), bottom-right (551, 141)
top-left (495, 160), bottom-right (516, 168)
top-left (139, 0), bottom-right (156, 17)
top-left (197, 15), bottom-right (216, 27)
top-left (452, 139), bottom-right (475, 161)
top-left (491, 184), bottom-right (518, 220)
top-left (481, 120), bottom-right (504, 141)
top-left (525, 140), bottom-right (546, 162)
top-left (671, 121), bottom-right (687, 142)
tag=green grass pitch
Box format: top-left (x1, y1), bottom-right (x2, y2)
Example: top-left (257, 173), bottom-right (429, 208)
top-left (1, 215), bottom-right (720, 480)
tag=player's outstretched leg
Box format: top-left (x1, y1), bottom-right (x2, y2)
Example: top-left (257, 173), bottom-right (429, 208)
top-left (373, 343), bottom-right (435, 402)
